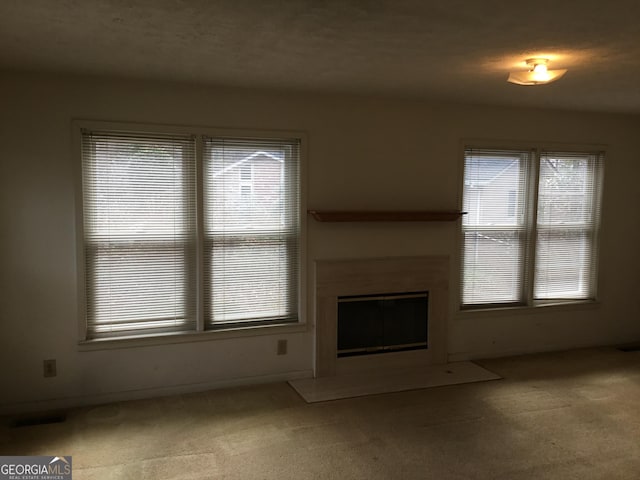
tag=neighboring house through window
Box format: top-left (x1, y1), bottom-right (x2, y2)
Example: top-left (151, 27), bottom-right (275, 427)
top-left (79, 124), bottom-right (302, 339)
top-left (461, 147), bottom-right (603, 308)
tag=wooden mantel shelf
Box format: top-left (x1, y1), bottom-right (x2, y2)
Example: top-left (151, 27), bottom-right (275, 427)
top-left (308, 210), bottom-right (465, 222)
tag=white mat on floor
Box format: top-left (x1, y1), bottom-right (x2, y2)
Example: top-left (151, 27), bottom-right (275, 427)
top-left (288, 361), bottom-right (501, 403)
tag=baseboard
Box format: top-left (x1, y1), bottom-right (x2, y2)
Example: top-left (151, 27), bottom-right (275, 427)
top-left (0, 369), bottom-right (314, 416)
top-left (447, 340), bottom-right (630, 363)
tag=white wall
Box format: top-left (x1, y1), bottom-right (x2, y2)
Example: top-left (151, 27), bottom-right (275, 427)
top-left (1, 72), bottom-right (639, 413)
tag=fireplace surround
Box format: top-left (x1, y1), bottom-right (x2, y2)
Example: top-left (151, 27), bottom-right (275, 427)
top-left (315, 256), bottom-right (449, 377)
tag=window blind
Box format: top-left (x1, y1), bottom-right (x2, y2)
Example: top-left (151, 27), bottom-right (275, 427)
top-left (461, 148), bottom-right (531, 306)
top-left (534, 151), bottom-right (603, 300)
top-left (203, 137), bottom-right (300, 327)
top-left (82, 130), bottom-right (197, 338)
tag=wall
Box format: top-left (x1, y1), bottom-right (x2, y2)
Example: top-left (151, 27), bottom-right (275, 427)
top-left (1, 72), bottom-right (639, 413)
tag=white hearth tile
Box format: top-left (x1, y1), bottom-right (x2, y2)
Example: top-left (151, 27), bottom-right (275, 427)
top-left (289, 361), bottom-right (501, 403)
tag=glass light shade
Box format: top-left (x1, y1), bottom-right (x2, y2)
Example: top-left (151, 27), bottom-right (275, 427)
top-left (507, 68), bottom-right (567, 86)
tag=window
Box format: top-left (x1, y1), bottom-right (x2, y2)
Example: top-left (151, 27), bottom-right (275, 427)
top-left (80, 125), bottom-right (301, 339)
top-left (239, 164), bottom-right (253, 198)
top-left (461, 147), bottom-right (603, 308)
top-left (203, 139), bottom-right (299, 327)
top-left (507, 190), bottom-right (517, 217)
top-left (535, 152), bottom-right (602, 300)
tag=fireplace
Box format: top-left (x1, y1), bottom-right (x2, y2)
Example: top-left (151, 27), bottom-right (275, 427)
top-left (337, 291), bottom-right (429, 357)
top-left (315, 256), bottom-right (449, 377)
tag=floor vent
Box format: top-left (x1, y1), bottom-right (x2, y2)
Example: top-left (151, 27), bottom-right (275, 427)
top-left (9, 413), bottom-right (67, 428)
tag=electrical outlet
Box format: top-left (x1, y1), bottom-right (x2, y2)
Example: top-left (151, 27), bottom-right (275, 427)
top-left (43, 359), bottom-right (57, 378)
top-left (277, 339), bottom-right (288, 356)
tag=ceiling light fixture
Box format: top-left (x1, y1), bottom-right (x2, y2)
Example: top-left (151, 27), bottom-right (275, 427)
top-left (507, 58), bottom-right (567, 86)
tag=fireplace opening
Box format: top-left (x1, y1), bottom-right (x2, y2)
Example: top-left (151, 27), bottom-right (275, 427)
top-left (337, 291), bottom-right (428, 358)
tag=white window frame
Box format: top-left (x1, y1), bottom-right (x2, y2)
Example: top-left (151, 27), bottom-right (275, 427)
top-left (458, 141), bottom-right (605, 311)
top-left (74, 120), bottom-right (308, 347)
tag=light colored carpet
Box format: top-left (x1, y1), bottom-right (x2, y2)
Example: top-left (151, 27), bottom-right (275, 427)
top-left (2, 347), bottom-right (640, 479)
top-left (288, 360), bottom-right (501, 402)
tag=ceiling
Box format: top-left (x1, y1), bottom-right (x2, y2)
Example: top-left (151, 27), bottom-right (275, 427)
top-left (2, 0), bottom-right (640, 114)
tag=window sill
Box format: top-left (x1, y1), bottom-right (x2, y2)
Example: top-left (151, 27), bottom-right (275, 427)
top-left (456, 299), bottom-right (601, 320)
top-left (78, 322), bottom-right (310, 352)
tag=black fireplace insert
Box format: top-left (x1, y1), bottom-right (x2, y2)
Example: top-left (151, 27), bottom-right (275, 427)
top-left (337, 291), bottom-right (428, 357)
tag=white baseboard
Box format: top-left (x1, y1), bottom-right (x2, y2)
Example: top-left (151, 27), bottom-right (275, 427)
top-left (447, 340), bottom-right (622, 363)
top-left (0, 369), bottom-right (314, 416)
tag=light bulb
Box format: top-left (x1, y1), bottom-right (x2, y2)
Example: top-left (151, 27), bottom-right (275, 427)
top-left (531, 63), bottom-right (550, 82)
top-left (532, 63), bottom-right (548, 73)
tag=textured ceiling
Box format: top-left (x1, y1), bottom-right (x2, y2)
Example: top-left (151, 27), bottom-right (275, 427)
top-left (2, 0), bottom-right (640, 113)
